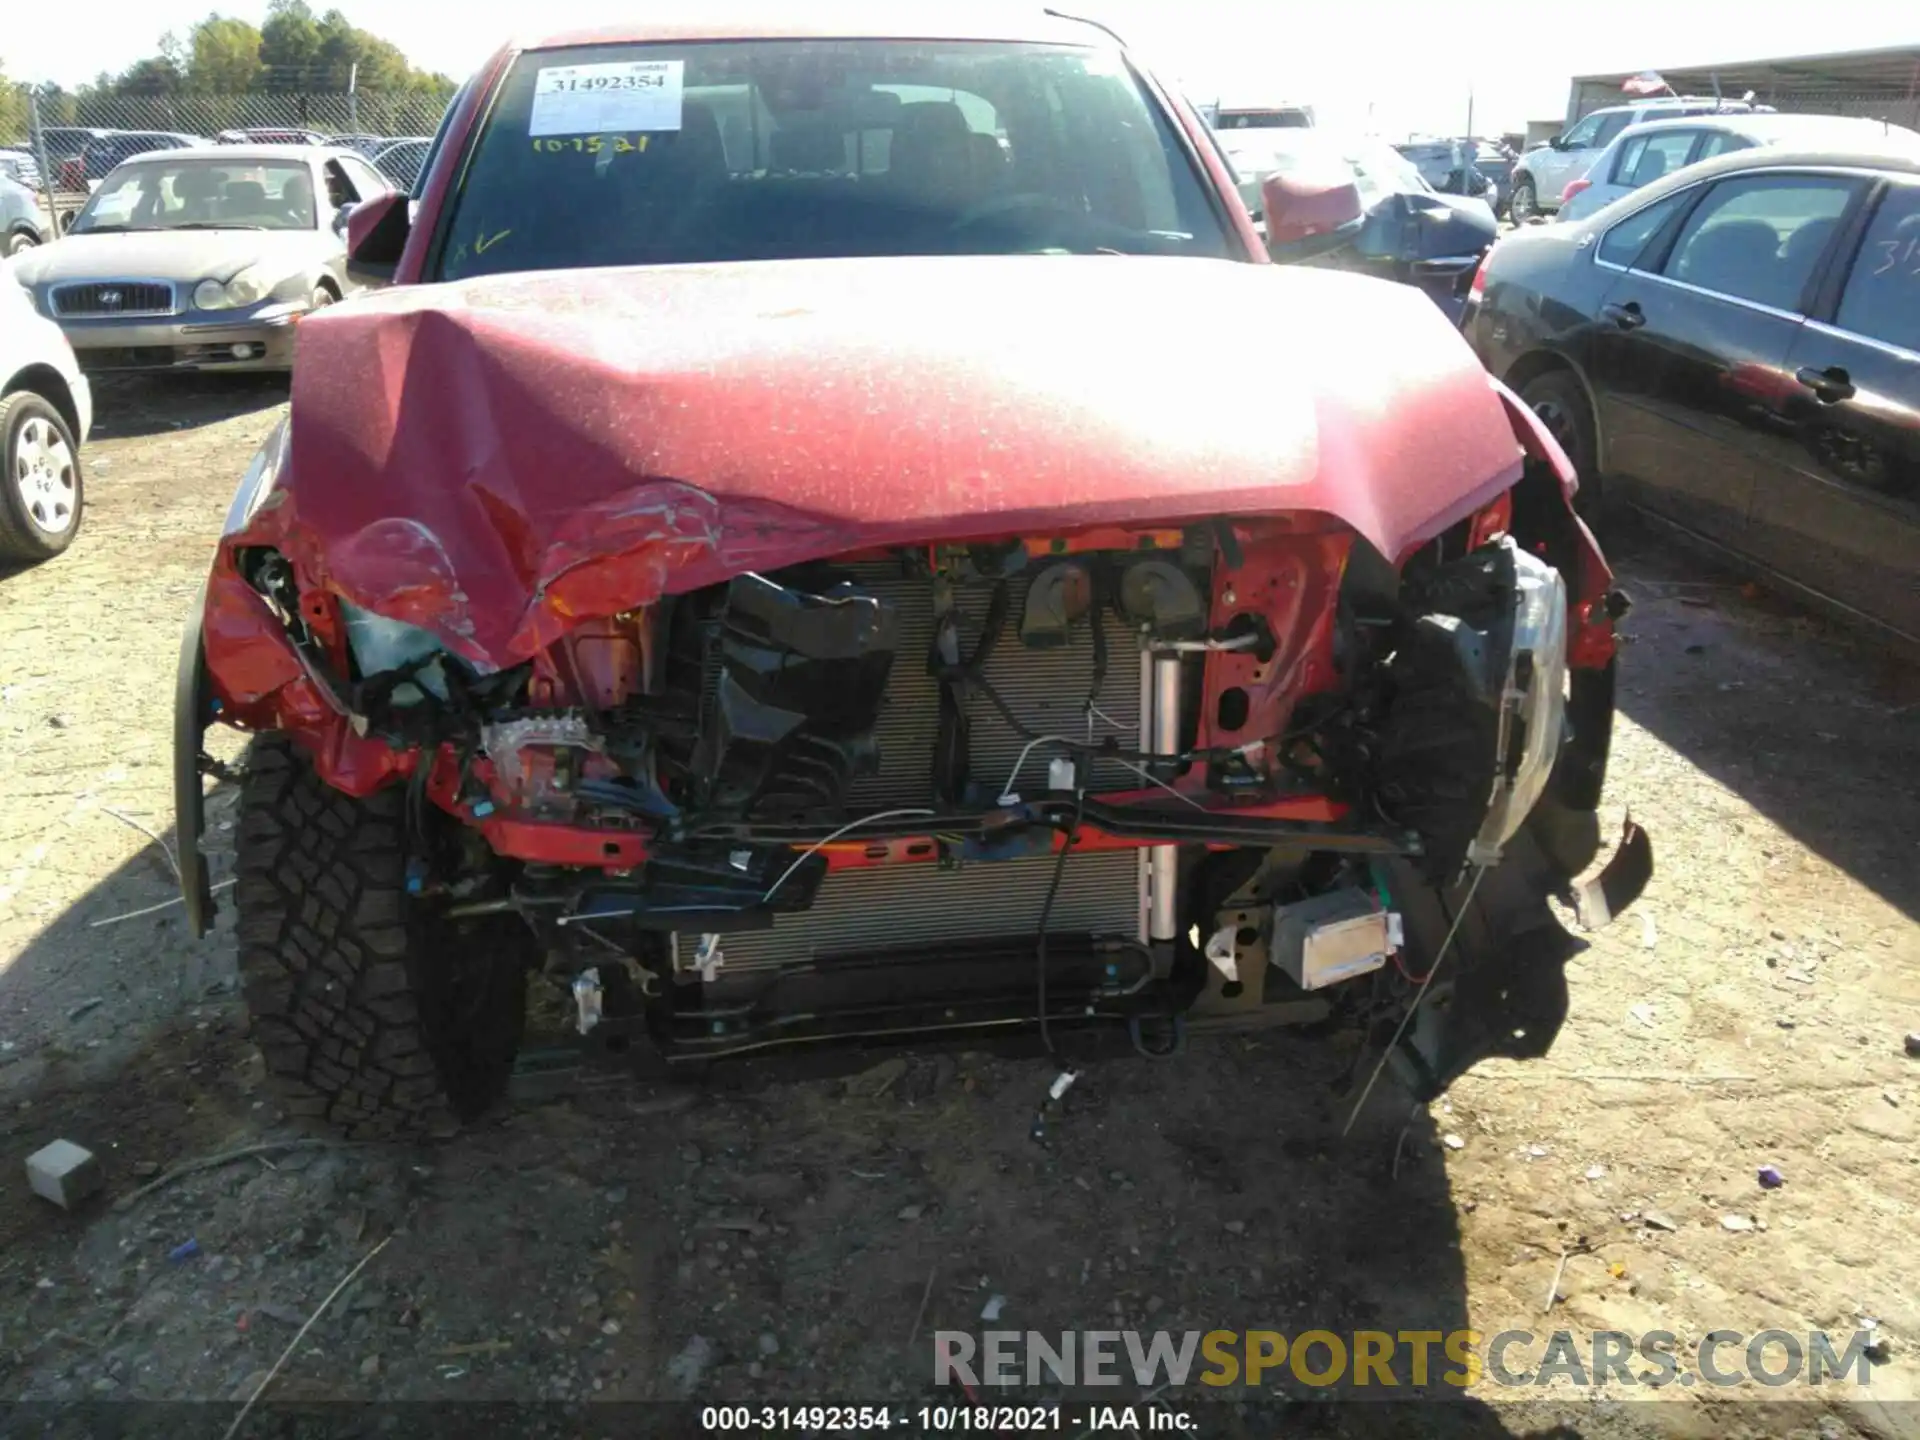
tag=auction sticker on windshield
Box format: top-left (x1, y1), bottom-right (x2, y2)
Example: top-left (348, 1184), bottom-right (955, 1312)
top-left (529, 60), bottom-right (684, 136)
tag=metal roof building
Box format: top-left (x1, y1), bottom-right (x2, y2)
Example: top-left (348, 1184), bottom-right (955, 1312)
top-left (1568, 45), bottom-right (1920, 127)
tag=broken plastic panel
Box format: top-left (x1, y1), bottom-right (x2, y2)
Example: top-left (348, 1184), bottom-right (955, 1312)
top-left (340, 600), bottom-right (450, 703)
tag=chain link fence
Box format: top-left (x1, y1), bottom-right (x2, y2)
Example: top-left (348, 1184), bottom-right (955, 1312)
top-left (12, 89), bottom-right (449, 219)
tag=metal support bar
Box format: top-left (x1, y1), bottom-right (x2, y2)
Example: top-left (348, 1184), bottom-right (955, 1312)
top-left (1148, 653), bottom-right (1182, 943)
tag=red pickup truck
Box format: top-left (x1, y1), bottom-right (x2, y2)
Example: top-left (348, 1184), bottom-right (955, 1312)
top-left (175, 8), bottom-right (1648, 1138)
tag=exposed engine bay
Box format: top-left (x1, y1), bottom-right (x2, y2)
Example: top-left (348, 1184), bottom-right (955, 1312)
top-left (191, 492), bottom-right (1650, 1093)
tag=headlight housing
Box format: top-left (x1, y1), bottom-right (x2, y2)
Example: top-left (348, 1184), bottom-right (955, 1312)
top-left (194, 266), bottom-right (272, 311)
top-left (1468, 541), bottom-right (1569, 866)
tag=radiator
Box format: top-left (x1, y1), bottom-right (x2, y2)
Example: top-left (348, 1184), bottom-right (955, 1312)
top-left (688, 849), bottom-right (1142, 976)
top-left (844, 563), bottom-right (1147, 808)
top-left (677, 565), bottom-right (1147, 979)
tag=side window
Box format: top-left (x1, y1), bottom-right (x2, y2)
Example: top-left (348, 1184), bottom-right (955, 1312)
top-left (340, 155), bottom-right (389, 200)
top-left (1661, 174), bottom-right (1857, 311)
top-left (1612, 130), bottom-right (1697, 189)
top-left (1697, 131), bottom-right (1752, 161)
top-left (1835, 183), bottom-right (1920, 352)
top-left (1598, 191), bottom-right (1688, 267)
top-left (1611, 135), bottom-right (1649, 184)
top-left (322, 160), bottom-right (357, 208)
top-left (1592, 112), bottom-right (1634, 148)
top-left (1560, 113), bottom-right (1603, 149)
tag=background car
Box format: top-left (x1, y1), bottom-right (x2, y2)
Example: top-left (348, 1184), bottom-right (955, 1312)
top-left (1, 175), bottom-right (51, 257)
top-left (1463, 146), bottom-right (1920, 648)
top-left (73, 130), bottom-right (208, 189)
top-left (32, 126), bottom-right (115, 182)
top-left (0, 277), bottom-right (91, 562)
top-left (1395, 137), bottom-right (1507, 212)
top-left (1509, 97), bottom-right (1768, 222)
top-left (329, 133), bottom-right (390, 158)
top-left (1221, 128), bottom-right (1498, 321)
top-left (215, 127), bottom-right (334, 147)
top-left (370, 136), bottom-right (433, 191)
top-left (1556, 112), bottom-right (1920, 222)
top-left (1206, 103), bottom-right (1315, 130)
top-left (0, 149), bottom-right (44, 190)
top-left (11, 144), bottom-right (394, 373)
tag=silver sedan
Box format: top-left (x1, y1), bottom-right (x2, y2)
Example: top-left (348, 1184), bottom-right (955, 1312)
top-left (8, 145), bottom-right (394, 373)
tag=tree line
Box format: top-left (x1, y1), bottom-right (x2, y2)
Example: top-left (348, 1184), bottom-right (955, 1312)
top-left (4, 0), bottom-right (455, 137)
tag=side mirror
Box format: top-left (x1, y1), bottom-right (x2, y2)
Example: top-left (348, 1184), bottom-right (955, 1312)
top-left (330, 203), bottom-right (354, 236)
top-left (1548, 134), bottom-right (1568, 151)
top-left (1260, 169), bottom-right (1364, 250)
top-left (345, 191), bottom-right (410, 286)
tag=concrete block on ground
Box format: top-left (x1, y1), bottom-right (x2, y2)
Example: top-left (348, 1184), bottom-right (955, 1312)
top-left (26, 1139), bottom-right (102, 1210)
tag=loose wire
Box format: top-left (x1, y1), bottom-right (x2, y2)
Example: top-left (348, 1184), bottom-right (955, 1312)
top-left (1340, 864), bottom-right (1488, 1138)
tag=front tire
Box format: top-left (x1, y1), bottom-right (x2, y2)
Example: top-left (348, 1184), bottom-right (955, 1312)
top-left (234, 738), bottom-right (529, 1138)
top-left (5, 228), bottom-right (38, 258)
top-left (1518, 371), bottom-right (1609, 527)
top-left (0, 391), bottom-right (83, 563)
top-left (1508, 175), bottom-right (1537, 224)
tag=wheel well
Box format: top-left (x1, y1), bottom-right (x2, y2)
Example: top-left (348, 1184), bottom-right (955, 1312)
top-left (2, 364), bottom-right (81, 441)
top-left (1501, 352), bottom-right (1603, 472)
top-left (315, 275), bottom-right (342, 300)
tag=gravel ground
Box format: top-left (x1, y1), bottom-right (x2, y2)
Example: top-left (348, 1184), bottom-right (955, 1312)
top-left (0, 376), bottom-right (1915, 1438)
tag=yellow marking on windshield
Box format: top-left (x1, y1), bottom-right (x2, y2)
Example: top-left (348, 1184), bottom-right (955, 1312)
top-left (474, 228), bottom-right (512, 255)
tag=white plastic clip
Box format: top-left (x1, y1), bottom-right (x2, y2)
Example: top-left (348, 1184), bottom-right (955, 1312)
top-left (572, 968), bottom-right (603, 1035)
top-left (693, 933), bottom-right (725, 983)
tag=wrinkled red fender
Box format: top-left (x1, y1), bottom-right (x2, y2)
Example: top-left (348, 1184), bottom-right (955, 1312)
top-left (1494, 378), bottom-right (1618, 671)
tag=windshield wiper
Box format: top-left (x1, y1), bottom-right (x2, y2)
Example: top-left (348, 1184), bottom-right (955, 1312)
top-left (170, 222), bottom-right (269, 231)
top-left (74, 223), bottom-right (128, 234)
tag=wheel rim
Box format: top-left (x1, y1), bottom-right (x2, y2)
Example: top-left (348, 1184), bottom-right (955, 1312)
top-left (9, 233), bottom-right (36, 255)
top-left (1530, 397), bottom-right (1582, 469)
top-left (1512, 181), bottom-right (1533, 220)
top-left (13, 415), bottom-right (78, 536)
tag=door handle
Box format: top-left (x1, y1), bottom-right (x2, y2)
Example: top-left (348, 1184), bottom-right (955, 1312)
top-left (1794, 365), bottom-right (1855, 403)
top-left (1600, 301), bottom-right (1644, 331)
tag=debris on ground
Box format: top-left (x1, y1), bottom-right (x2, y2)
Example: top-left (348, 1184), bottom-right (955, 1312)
top-left (1757, 1165), bottom-right (1785, 1189)
top-left (979, 1295), bottom-right (1007, 1322)
top-left (1443, 1133), bottom-right (1466, 1150)
top-left (25, 1139), bottom-right (101, 1210)
top-left (1720, 1214), bottom-right (1755, 1233)
top-left (667, 1336), bottom-right (715, 1396)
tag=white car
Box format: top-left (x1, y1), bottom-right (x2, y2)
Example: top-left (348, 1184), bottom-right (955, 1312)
top-left (1509, 97), bottom-right (1767, 222)
top-left (0, 275), bottom-right (91, 561)
top-left (1555, 112), bottom-right (1920, 223)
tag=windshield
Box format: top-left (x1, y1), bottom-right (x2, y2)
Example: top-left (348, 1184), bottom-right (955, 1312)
top-left (436, 38), bottom-right (1230, 279)
top-left (72, 159), bottom-right (317, 233)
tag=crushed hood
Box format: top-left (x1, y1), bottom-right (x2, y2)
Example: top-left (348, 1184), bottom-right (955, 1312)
top-left (266, 255), bottom-right (1522, 671)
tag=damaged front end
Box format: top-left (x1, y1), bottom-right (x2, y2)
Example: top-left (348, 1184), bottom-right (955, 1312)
top-left (178, 394), bottom-right (1649, 1103)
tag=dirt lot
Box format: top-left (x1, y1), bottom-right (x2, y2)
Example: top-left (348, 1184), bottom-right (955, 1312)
top-left (0, 377), bottom-right (1916, 1438)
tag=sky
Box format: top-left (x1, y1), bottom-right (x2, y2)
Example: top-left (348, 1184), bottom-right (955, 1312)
top-left (5, 0), bottom-right (1916, 137)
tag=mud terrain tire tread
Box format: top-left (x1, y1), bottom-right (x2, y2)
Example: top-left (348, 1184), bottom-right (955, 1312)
top-left (234, 738), bottom-right (506, 1139)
